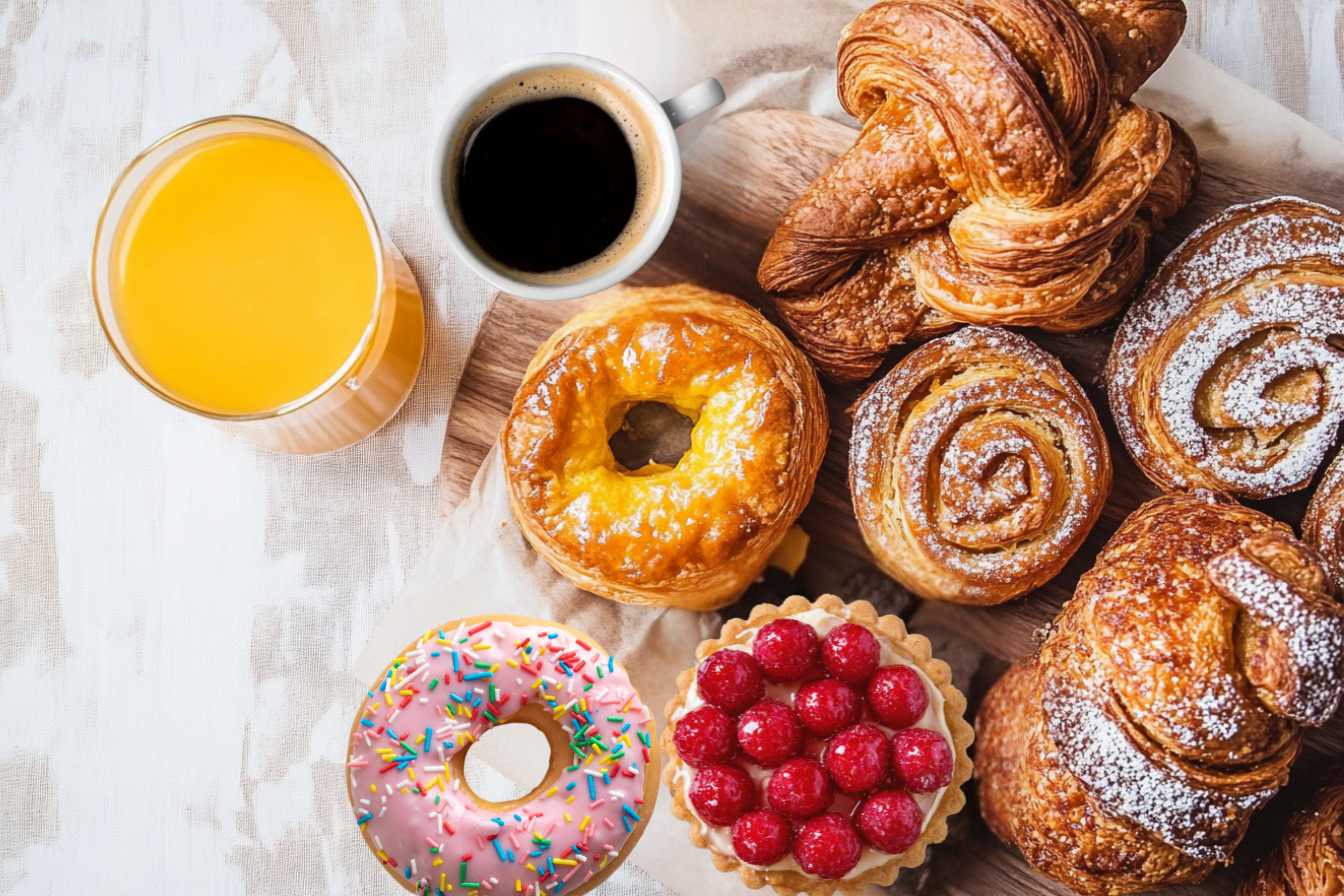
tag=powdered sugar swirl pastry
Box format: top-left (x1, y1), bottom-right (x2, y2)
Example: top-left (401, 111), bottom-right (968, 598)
top-left (1107, 197), bottom-right (1344, 499)
top-left (977, 491), bottom-right (1344, 896)
top-left (850, 326), bottom-right (1110, 605)
top-left (1241, 775), bottom-right (1344, 896)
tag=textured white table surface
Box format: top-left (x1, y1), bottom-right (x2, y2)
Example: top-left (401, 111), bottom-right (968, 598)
top-left (2, 2), bottom-right (1342, 894)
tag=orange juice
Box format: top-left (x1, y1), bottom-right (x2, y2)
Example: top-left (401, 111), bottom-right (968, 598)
top-left (93, 117), bottom-right (424, 453)
top-left (111, 132), bottom-right (378, 415)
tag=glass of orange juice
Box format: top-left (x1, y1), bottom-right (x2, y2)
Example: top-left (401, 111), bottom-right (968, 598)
top-left (91, 115), bottom-right (424, 454)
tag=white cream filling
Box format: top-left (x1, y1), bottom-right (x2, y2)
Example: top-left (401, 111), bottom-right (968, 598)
top-left (670, 607), bottom-right (953, 878)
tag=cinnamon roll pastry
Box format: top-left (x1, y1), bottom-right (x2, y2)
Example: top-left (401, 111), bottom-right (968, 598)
top-left (501, 284), bottom-right (827, 611)
top-left (849, 326), bottom-right (1110, 605)
top-left (758, 0), bottom-right (1198, 382)
top-left (1241, 776), bottom-right (1344, 896)
top-left (1108, 197), bottom-right (1344, 499)
top-left (977, 491), bottom-right (1344, 896)
top-left (1305, 452), bottom-right (1344, 592)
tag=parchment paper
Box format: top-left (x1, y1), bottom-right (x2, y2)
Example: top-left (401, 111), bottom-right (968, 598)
top-left (354, 34), bottom-right (1344, 896)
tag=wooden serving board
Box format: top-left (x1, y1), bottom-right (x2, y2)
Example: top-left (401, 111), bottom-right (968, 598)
top-left (441, 109), bottom-right (1344, 895)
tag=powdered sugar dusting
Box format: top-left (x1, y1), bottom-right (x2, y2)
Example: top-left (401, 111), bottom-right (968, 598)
top-left (1108, 197), bottom-right (1344, 497)
top-left (1043, 675), bottom-right (1274, 862)
top-left (1207, 541), bottom-right (1344, 725)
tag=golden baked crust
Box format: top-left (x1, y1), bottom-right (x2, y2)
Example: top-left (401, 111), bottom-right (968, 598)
top-left (1305, 452), bottom-right (1344, 592)
top-left (850, 326), bottom-right (1111, 605)
top-left (757, 0), bottom-right (1196, 382)
top-left (1107, 196), bottom-right (1344, 499)
top-left (501, 284), bottom-right (827, 611)
top-left (661, 594), bottom-right (974, 896)
top-left (1241, 776), bottom-right (1344, 896)
top-left (977, 491), bottom-right (1344, 895)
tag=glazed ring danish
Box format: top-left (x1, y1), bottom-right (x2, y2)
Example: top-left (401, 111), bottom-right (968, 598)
top-left (501, 284), bottom-right (828, 611)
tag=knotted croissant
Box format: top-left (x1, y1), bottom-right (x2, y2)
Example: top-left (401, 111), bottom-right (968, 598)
top-left (1108, 197), bottom-right (1344, 500)
top-left (758, 0), bottom-right (1198, 382)
top-left (1241, 776), bottom-right (1344, 896)
top-left (977, 490), bottom-right (1344, 895)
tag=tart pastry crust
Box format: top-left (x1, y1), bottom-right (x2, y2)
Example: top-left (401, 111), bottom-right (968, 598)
top-left (662, 594), bottom-right (974, 895)
top-left (977, 491), bottom-right (1344, 895)
top-left (757, 0), bottom-right (1197, 382)
top-left (501, 284), bottom-right (827, 611)
top-left (1107, 196), bottom-right (1344, 499)
top-left (850, 326), bottom-right (1111, 605)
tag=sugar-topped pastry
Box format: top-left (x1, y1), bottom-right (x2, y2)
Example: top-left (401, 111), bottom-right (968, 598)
top-left (347, 615), bottom-right (657, 896)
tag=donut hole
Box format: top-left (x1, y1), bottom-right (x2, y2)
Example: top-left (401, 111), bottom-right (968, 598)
top-left (607, 400), bottom-right (695, 473)
top-left (463, 723), bottom-right (553, 804)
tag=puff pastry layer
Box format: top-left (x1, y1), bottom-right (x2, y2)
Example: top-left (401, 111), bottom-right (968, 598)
top-left (850, 326), bottom-right (1110, 605)
top-left (757, 0), bottom-right (1197, 382)
top-left (1241, 776), bottom-right (1344, 896)
top-left (1108, 196), bottom-right (1344, 499)
top-left (501, 284), bottom-right (827, 611)
top-left (977, 490), bottom-right (1344, 895)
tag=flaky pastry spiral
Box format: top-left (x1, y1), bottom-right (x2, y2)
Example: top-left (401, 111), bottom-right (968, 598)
top-left (501, 284), bottom-right (827, 612)
top-left (977, 491), bottom-right (1344, 895)
top-left (757, 0), bottom-right (1198, 382)
top-left (1108, 197), bottom-right (1344, 499)
top-left (850, 326), bottom-right (1110, 605)
top-left (1241, 776), bottom-right (1344, 896)
top-left (1306, 452), bottom-right (1344, 593)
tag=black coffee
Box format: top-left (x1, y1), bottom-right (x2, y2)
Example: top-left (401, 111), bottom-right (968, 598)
top-left (459, 96), bottom-right (638, 273)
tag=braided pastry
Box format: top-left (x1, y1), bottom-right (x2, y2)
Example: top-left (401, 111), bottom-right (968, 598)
top-left (1108, 197), bottom-right (1344, 500)
top-left (850, 326), bottom-right (1110, 605)
top-left (1241, 776), bottom-right (1344, 896)
top-left (977, 490), bottom-right (1344, 895)
top-left (1306, 452), bottom-right (1344, 593)
top-left (758, 0), bottom-right (1198, 382)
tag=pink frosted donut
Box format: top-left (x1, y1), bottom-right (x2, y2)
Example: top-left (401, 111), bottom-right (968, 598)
top-left (347, 615), bottom-right (658, 896)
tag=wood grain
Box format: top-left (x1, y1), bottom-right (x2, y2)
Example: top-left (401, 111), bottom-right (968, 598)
top-left (439, 109), bottom-right (1344, 894)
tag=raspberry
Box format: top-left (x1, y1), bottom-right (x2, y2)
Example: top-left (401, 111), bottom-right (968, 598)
top-left (792, 813), bottom-right (862, 879)
top-left (689, 762), bottom-right (758, 826)
top-left (696, 649), bottom-right (765, 714)
top-left (731, 809), bottom-right (793, 866)
top-left (820, 623), bottom-right (881, 684)
top-left (854, 790), bottom-right (923, 854)
top-left (890, 728), bottom-right (954, 793)
top-left (673, 705), bottom-right (736, 767)
top-left (766, 757), bottom-right (834, 819)
top-left (823, 723), bottom-right (890, 794)
top-left (752, 619), bottom-right (820, 681)
top-left (866, 665), bottom-right (929, 729)
top-left (736, 699), bottom-right (803, 767)
top-left (794, 678), bottom-right (861, 737)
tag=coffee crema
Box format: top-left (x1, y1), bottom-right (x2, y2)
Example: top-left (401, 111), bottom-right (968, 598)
top-left (445, 67), bottom-right (662, 285)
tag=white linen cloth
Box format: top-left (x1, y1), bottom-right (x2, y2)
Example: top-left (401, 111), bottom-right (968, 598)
top-left (4, 2), bottom-right (1344, 894)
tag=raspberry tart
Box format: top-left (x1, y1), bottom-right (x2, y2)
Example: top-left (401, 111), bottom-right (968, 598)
top-left (663, 595), bottom-right (973, 894)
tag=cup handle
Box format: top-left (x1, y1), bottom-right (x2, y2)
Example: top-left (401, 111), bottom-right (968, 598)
top-left (661, 78), bottom-right (726, 128)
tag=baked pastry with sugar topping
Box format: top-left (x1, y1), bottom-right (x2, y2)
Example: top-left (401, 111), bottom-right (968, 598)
top-left (1108, 196), bottom-right (1344, 499)
top-left (1241, 775), bottom-right (1344, 896)
top-left (501, 284), bottom-right (827, 611)
top-left (1304, 451), bottom-right (1344, 592)
top-left (663, 595), bottom-right (973, 894)
top-left (977, 490), bottom-right (1344, 895)
top-left (850, 326), bottom-right (1110, 605)
top-left (756, 0), bottom-right (1198, 382)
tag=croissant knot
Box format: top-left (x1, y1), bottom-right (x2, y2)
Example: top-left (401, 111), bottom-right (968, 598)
top-left (758, 0), bottom-right (1195, 382)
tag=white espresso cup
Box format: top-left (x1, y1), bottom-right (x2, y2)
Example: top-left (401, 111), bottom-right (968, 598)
top-left (432, 53), bottom-right (724, 301)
